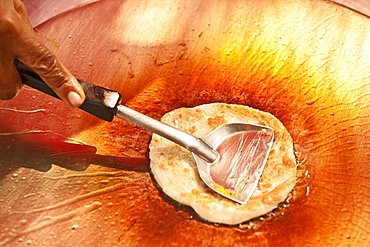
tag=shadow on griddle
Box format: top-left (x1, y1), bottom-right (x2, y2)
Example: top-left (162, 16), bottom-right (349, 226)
top-left (0, 131), bottom-right (149, 181)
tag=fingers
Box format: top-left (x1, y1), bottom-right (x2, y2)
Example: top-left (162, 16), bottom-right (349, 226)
top-left (13, 0), bottom-right (32, 30)
top-left (0, 0), bottom-right (85, 107)
top-left (17, 41), bottom-right (86, 107)
top-left (0, 0), bottom-right (24, 100)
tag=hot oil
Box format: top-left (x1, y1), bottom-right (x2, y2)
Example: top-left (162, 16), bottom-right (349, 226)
top-left (122, 77), bottom-right (313, 241)
top-left (0, 0), bottom-right (367, 244)
top-left (0, 73), bottom-right (314, 246)
top-left (0, 44), bottom-right (313, 245)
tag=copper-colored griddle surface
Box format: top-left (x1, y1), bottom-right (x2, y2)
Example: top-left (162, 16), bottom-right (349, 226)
top-left (0, 0), bottom-right (369, 246)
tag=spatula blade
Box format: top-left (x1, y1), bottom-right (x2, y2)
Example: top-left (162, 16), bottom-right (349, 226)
top-left (193, 123), bottom-right (274, 204)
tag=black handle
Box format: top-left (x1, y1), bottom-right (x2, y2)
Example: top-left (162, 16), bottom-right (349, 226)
top-left (15, 60), bottom-right (121, 122)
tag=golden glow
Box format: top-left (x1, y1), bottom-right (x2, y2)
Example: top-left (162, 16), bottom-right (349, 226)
top-left (216, 1), bottom-right (370, 111)
top-left (114, 0), bottom-right (182, 46)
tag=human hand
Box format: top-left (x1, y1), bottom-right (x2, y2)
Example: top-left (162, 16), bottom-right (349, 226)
top-left (0, 0), bottom-right (85, 107)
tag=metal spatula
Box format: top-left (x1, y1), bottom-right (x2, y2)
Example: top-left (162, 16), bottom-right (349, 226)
top-left (15, 60), bottom-right (274, 204)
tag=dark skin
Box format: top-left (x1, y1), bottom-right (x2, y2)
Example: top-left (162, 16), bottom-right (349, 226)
top-left (0, 0), bottom-right (85, 107)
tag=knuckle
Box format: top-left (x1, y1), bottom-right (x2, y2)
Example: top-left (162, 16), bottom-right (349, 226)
top-left (33, 52), bottom-right (58, 75)
top-left (30, 53), bottom-right (69, 89)
top-left (24, 48), bottom-right (74, 93)
top-left (51, 77), bottom-right (73, 92)
top-left (0, 13), bottom-right (21, 38)
top-left (13, 1), bottom-right (28, 16)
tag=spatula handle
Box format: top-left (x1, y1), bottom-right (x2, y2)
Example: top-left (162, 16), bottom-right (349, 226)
top-left (15, 60), bottom-right (121, 122)
top-left (116, 105), bottom-right (218, 163)
top-left (14, 61), bottom-right (218, 163)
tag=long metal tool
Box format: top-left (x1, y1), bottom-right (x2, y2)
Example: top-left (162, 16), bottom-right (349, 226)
top-left (15, 60), bottom-right (274, 204)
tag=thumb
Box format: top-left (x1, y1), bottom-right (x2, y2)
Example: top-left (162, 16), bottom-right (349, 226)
top-left (18, 38), bottom-right (85, 107)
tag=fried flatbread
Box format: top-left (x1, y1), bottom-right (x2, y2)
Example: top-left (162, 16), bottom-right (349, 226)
top-left (149, 103), bottom-right (296, 225)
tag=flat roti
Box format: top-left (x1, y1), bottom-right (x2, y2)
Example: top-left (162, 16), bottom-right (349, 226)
top-left (149, 103), bottom-right (296, 225)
